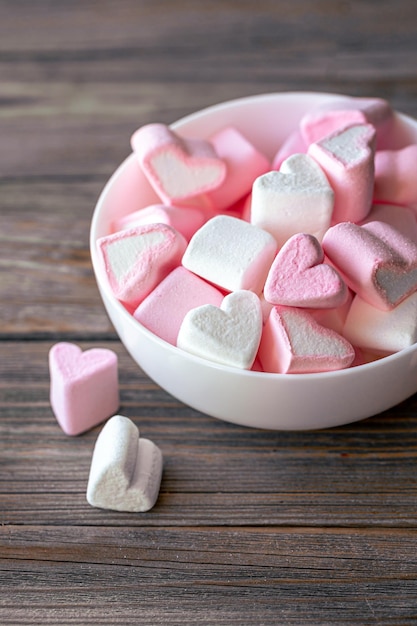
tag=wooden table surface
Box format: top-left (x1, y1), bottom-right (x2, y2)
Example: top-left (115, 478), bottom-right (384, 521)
top-left (2, 1), bottom-right (417, 623)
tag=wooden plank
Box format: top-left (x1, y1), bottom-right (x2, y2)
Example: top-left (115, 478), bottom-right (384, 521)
top-left (1, 181), bottom-right (113, 335)
top-left (1, 0), bottom-right (416, 59)
top-left (2, 80), bottom-right (415, 182)
top-left (0, 527), bottom-right (416, 624)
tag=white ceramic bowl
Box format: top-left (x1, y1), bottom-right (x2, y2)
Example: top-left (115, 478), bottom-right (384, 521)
top-left (90, 92), bottom-right (417, 430)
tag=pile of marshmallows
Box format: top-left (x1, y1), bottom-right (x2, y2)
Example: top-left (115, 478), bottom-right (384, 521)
top-left (97, 96), bottom-right (417, 375)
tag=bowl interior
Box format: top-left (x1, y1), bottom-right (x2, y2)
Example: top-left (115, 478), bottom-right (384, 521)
top-left (90, 92), bottom-right (417, 430)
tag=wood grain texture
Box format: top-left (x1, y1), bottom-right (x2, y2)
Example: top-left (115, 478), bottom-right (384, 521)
top-left (1, 0), bottom-right (417, 623)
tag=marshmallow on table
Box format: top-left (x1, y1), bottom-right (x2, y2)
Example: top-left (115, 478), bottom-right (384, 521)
top-left (374, 145), bottom-right (417, 209)
top-left (300, 97), bottom-right (393, 148)
top-left (322, 220), bottom-right (417, 311)
top-left (49, 342), bottom-right (119, 436)
top-left (177, 290), bottom-right (263, 370)
top-left (308, 123), bottom-right (376, 224)
top-left (131, 123), bottom-right (227, 205)
top-left (133, 266), bottom-right (224, 346)
top-left (87, 415), bottom-right (163, 513)
top-left (206, 126), bottom-right (271, 211)
top-left (112, 203), bottom-right (207, 242)
top-left (96, 223), bottom-right (187, 311)
top-left (250, 154), bottom-right (334, 247)
top-left (258, 306), bottom-right (355, 374)
top-left (182, 214), bottom-right (277, 294)
top-left (264, 233), bottom-right (348, 308)
top-left (343, 291), bottom-right (417, 354)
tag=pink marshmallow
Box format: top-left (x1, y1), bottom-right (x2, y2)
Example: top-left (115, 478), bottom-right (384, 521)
top-left (258, 306), bottom-right (355, 374)
top-left (49, 342), bottom-right (119, 436)
top-left (131, 123), bottom-right (227, 204)
top-left (300, 97), bottom-right (393, 148)
top-left (307, 290), bottom-right (354, 335)
top-left (271, 129), bottom-right (308, 170)
top-left (182, 215), bottom-right (277, 294)
top-left (322, 221), bottom-right (417, 311)
top-left (361, 203), bottom-right (417, 242)
top-left (219, 193), bottom-right (252, 221)
top-left (308, 123), bottom-right (376, 224)
top-left (133, 266), bottom-right (224, 346)
top-left (97, 223), bottom-right (187, 310)
top-left (264, 233), bottom-right (348, 308)
top-left (374, 145), bottom-right (417, 209)
top-left (207, 126), bottom-right (271, 211)
top-left (343, 291), bottom-right (417, 354)
top-left (112, 203), bottom-right (206, 241)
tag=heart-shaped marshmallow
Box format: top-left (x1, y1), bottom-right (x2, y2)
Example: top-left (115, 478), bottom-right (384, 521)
top-left (258, 306), bottom-right (355, 374)
top-left (86, 415), bottom-right (163, 513)
top-left (250, 153), bottom-right (334, 247)
top-left (177, 290), bottom-right (263, 370)
top-left (131, 123), bottom-right (227, 204)
top-left (300, 96), bottom-right (393, 148)
top-left (49, 342), bottom-right (119, 436)
top-left (134, 266), bottom-right (224, 346)
top-left (322, 220), bottom-right (417, 311)
top-left (264, 233), bottom-right (348, 308)
top-left (308, 123), bottom-right (376, 224)
top-left (96, 223), bottom-right (187, 310)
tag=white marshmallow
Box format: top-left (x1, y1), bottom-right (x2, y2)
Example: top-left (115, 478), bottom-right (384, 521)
top-left (343, 292), bottom-right (417, 354)
top-left (182, 215), bottom-right (277, 294)
top-left (177, 290), bottom-right (263, 370)
top-left (250, 154), bottom-right (334, 247)
top-left (86, 415), bottom-right (163, 513)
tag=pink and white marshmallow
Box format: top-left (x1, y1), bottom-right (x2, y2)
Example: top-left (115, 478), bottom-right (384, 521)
top-left (250, 153), bottom-right (334, 247)
top-left (308, 123), bottom-right (376, 224)
top-left (300, 96), bottom-right (393, 148)
top-left (264, 233), bottom-right (348, 308)
top-left (49, 342), bottom-right (119, 436)
top-left (258, 306), bottom-right (355, 374)
top-left (322, 220), bottom-right (417, 311)
top-left (96, 223), bottom-right (187, 310)
top-left (177, 290), bottom-right (263, 370)
top-left (182, 214), bottom-right (277, 294)
top-left (133, 266), bottom-right (224, 345)
top-left (131, 123), bottom-right (226, 204)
